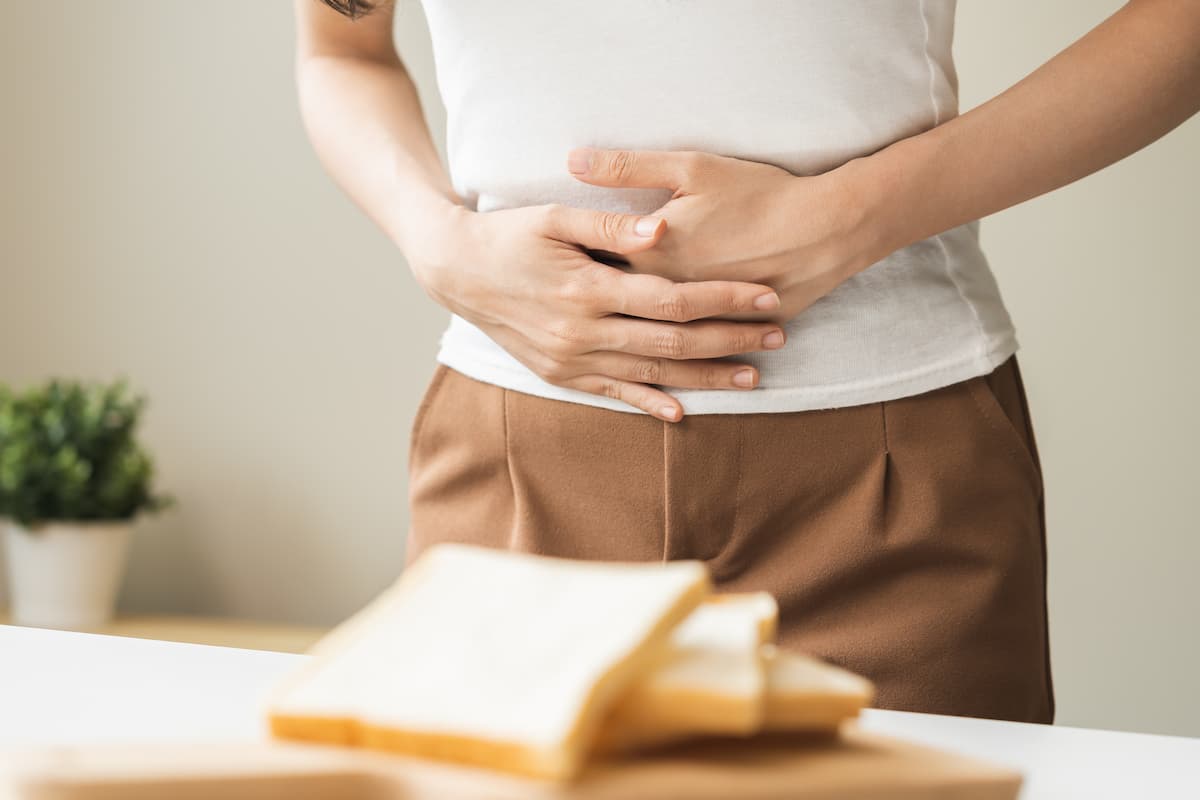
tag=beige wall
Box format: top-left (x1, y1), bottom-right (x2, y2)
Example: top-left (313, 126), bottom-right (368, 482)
top-left (1, 2), bottom-right (1196, 737)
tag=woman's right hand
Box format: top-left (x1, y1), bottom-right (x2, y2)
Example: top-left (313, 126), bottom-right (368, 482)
top-left (407, 202), bottom-right (788, 421)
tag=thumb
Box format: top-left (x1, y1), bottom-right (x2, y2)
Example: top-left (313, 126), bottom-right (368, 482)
top-left (539, 204), bottom-right (665, 254)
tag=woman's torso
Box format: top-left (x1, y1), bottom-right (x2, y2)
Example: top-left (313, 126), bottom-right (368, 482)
top-left (419, 0), bottom-right (1018, 414)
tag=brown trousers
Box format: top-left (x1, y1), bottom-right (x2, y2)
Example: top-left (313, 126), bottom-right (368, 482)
top-left (406, 356), bottom-right (1055, 725)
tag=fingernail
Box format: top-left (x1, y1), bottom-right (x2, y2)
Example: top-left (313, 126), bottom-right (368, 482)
top-left (753, 292), bottom-right (780, 310)
top-left (635, 216), bottom-right (663, 237)
top-left (568, 149), bottom-right (592, 175)
top-left (763, 330), bottom-right (785, 349)
top-left (659, 405), bottom-right (679, 421)
top-left (733, 369), bottom-right (756, 388)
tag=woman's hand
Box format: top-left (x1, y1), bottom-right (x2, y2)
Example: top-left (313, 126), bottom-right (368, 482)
top-left (566, 148), bottom-right (889, 325)
top-left (407, 202), bottom-right (789, 421)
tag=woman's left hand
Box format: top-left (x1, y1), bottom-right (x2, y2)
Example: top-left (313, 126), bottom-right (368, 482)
top-left (566, 147), bottom-right (886, 324)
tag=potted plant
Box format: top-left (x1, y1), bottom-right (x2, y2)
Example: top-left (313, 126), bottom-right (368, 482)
top-left (0, 379), bottom-right (172, 630)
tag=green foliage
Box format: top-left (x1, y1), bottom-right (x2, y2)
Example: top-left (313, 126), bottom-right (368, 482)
top-left (0, 379), bottom-right (173, 528)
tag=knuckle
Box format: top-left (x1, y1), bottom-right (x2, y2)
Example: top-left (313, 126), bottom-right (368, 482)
top-left (656, 291), bottom-right (692, 321)
top-left (608, 150), bottom-right (636, 182)
top-left (698, 365), bottom-right (723, 387)
top-left (528, 348), bottom-right (571, 383)
top-left (557, 276), bottom-right (589, 307)
top-left (654, 329), bottom-right (689, 358)
top-left (605, 321), bottom-right (631, 352)
top-left (632, 358), bottom-right (663, 384)
top-left (592, 211), bottom-right (625, 243)
top-left (544, 340), bottom-right (575, 361)
top-left (540, 335), bottom-right (565, 360)
top-left (740, 328), bottom-right (765, 352)
top-left (540, 335), bottom-right (571, 362)
top-left (546, 317), bottom-right (583, 344)
top-left (538, 203), bottom-right (566, 232)
top-left (723, 330), bottom-right (749, 354)
top-left (679, 151), bottom-right (709, 184)
top-left (560, 265), bottom-right (607, 309)
top-left (715, 286), bottom-right (739, 311)
top-left (539, 360), bottom-right (570, 383)
top-left (598, 379), bottom-right (624, 401)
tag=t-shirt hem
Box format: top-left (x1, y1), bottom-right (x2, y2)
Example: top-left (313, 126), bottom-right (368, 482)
top-left (434, 333), bottom-right (1020, 416)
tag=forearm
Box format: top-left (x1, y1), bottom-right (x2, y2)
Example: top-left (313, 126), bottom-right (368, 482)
top-left (295, 50), bottom-right (462, 269)
top-left (846, 0), bottom-right (1200, 261)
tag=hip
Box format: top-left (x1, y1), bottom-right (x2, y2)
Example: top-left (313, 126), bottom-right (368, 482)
top-left (405, 353), bottom-right (1052, 723)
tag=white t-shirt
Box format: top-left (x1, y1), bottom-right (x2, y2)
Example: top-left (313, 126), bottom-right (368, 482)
top-left (418, 0), bottom-right (1018, 414)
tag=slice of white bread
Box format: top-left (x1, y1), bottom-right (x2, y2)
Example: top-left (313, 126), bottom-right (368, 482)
top-left (266, 543), bottom-right (712, 781)
top-left (760, 644), bottom-right (876, 731)
top-left (593, 592), bottom-right (779, 754)
top-left (594, 604), bottom-right (875, 756)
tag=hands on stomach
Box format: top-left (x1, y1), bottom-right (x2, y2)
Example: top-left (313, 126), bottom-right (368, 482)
top-left (411, 202), bottom-right (788, 422)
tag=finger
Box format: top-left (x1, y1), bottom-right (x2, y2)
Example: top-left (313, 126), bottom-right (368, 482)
top-left (585, 352), bottom-right (760, 391)
top-left (540, 203), bottom-right (666, 255)
top-left (588, 269), bottom-right (782, 320)
top-left (560, 373), bottom-right (685, 423)
top-left (592, 317), bottom-right (786, 360)
top-left (567, 147), bottom-right (703, 191)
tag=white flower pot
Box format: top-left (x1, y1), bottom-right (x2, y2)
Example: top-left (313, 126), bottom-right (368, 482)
top-left (3, 520), bottom-right (133, 631)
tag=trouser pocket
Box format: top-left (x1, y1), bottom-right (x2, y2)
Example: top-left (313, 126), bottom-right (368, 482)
top-left (408, 363), bottom-right (450, 470)
top-left (964, 356), bottom-right (1043, 496)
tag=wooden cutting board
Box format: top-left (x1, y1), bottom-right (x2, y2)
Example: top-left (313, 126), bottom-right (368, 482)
top-left (1, 725), bottom-right (1021, 799)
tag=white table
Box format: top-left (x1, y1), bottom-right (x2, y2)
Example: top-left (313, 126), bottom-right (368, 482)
top-left (1, 624), bottom-right (1197, 799)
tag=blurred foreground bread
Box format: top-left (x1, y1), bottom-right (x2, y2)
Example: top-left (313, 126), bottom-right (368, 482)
top-left (592, 592), bottom-right (779, 753)
top-left (594, 595), bottom-right (874, 756)
top-left (761, 644), bottom-right (875, 731)
top-left (268, 543), bottom-right (711, 780)
top-left (267, 543), bottom-right (874, 782)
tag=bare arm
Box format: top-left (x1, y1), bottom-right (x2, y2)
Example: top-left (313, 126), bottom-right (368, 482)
top-left (853, 0), bottom-right (1200, 261)
top-left (292, 0), bottom-right (458, 267)
top-left (291, 1), bottom-right (789, 420)
top-left (542, 1), bottom-right (1200, 330)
